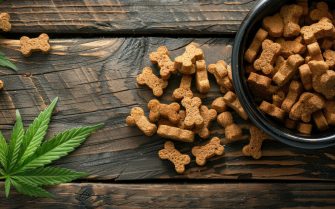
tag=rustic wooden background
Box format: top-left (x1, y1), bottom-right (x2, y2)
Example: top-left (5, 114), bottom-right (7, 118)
top-left (0, 0), bottom-right (335, 208)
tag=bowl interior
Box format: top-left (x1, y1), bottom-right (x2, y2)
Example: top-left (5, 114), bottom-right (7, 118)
top-left (233, 0), bottom-right (335, 148)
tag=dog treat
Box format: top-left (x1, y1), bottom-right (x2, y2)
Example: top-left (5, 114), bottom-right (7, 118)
top-left (307, 42), bottom-right (324, 61)
top-left (194, 106), bottom-right (217, 139)
top-left (181, 97), bottom-right (204, 129)
top-left (313, 111), bottom-right (329, 131)
top-left (280, 4), bottom-right (303, 37)
top-left (148, 99), bottom-right (180, 124)
top-left (263, 13), bottom-right (284, 37)
top-left (299, 64), bottom-right (313, 90)
top-left (177, 110), bottom-right (187, 129)
top-left (195, 60), bottom-right (210, 93)
top-left (244, 28), bottom-right (269, 63)
top-left (20, 33), bottom-right (51, 57)
top-left (227, 65), bottom-right (233, 81)
top-left (310, 1), bottom-right (333, 21)
top-left (273, 54), bottom-right (304, 86)
top-left (281, 81), bottom-right (303, 113)
top-left (273, 91), bottom-right (286, 107)
top-left (208, 60), bottom-right (233, 91)
top-left (217, 112), bottom-right (243, 141)
top-left (0, 13), bottom-right (11, 32)
top-left (126, 107), bottom-right (157, 136)
top-left (192, 137), bottom-right (224, 166)
top-left (309, 60), bottom-right (335, 99)
top-left (321, 39), bottom-right (334, 50)
top-left (289, 92), bottom-right (325, 122)
top-left (301, 18), bottom-right (335, 45)
top-left (285, 118), bottom-right (297, 129)
top-left (149, 46), bottom-right (177, 80)
top-left (175, 44), bottom-right (204, 74)
top-left (324, 50), bottom-right (335, 69)
top-left (276, 37), bottom-right (305, 58)
top-left (242, 126), bottom-right (269, 160)
top-left (172, 75), bottom-right (193, 101)
top-left (158, 141), bottom-right (191, 174)
top-left (211, 97), bottom-right (227, 113)
top-left (137, 67), bottom-right (168, 97)
top-left (254, 39), bottom-right (281, 75)
top-left (259, 101), bottom-right (286, 121)
top-left (273, 56), bottom-right (286, 76)
top-left (247, 72), bottom-right (273, 99)
top-left (297, 122), bottom-right (313, 134)
top-left (222, 91), bottom-right (249, 120)
top-left (297, 0), bottom-right (309, 16)
top-left (157, 125), bottom-right (194, 143)
top-left (324, 100), bottom-right (335, 125)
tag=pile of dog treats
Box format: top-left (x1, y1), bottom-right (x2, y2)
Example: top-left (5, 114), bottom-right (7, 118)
top-left (126, 44), bottom-right (268, 174)
top-left (0, 12), bottom-right (51, 89)
top-left (245, 0), bottom-right (335, 135)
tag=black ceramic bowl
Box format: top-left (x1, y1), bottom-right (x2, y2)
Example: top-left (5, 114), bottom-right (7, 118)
top-left (232, 0), bottom-right (335, 149)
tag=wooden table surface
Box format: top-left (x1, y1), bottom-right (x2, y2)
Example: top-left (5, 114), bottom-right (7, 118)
top-left (0, 0), bottom-right (335, 208)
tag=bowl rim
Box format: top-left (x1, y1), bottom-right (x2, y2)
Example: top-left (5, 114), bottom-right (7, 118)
top-left (231, 0), bottom-right (335, 149)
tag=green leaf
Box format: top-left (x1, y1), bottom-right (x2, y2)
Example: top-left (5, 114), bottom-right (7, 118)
top-left (19, 124), bottom-right (102, 171)
top-left (6, 110), bottom-right (24, 171)
top-left (0, 131), bottom-right (8, 168)
top-left (11, 179), bottom-right (53, 198)
top-left (5, 177), bottom-right (11, 198)
top-left (0, 53), bottom-right (17, 71)
top-left (17, 98), bottom-right (58, 165)
top-left (13, 167), bottom-right (86, 186)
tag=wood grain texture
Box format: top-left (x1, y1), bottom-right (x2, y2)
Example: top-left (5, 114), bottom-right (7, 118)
top-left (1, 183), bottom-right (335, 209)
top-left (0, 37), bottom-right (334, 181)
top-left (0, 0), bottom-right (256, 35)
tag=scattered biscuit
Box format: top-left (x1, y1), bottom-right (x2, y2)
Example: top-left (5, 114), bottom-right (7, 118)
top-left (194, 106), bottom-right (217, 139)
top-left (172, 75), bottom-right (193, 101)
top-left (222, 91), bottom-right (248, 120)
top-left (324, 50), bottom-right (335, 69)
top-left (309, 1), bottom-right (333, 21)
top-left (0, 13), bottom-right (11, 32)
top-left (217, 111), bottom-right (243, 141)
top-left (137, 67), bottom-right (168, 97)
top-left (307, 42), bottom-right (324, 61)
top-left (175, 44), bottom-right (204, 74)
top-left (309, 60), bottom-right (335, 99)
top-left (247, 72), bottom-right (273, 100)
top-left (244, 28), bottom-right (269, 63)
top-left (276, 37), bottom-right (305, 58)
top-left (192, 137), bottom-right (224, 166)
top-left (148, 99), bottom-right (180, 124)
top-left (297, 122), bottom-right (313, 134)
top-left (272, 91), bottom-right (286, 107)
top-left (273, 54), bottom-right (304, 86)
top-left (181, 97), bottom-right (204, 129)
top-left (195, 60), bottom-right (210, 93)
top-left (208, 60), bottom-right (233, 91)
top-left (157, 125), bottom-right (194, 143)
top-left (158, 141), bottom-right (191, 174)
top-left (20, 33), bottom-right (51, 57)
top-left (126, 107), bottom-right (157, 136)
top-left (242, 126), bottom-right (269, 160)
top-left (149, 46), bottom-right (177, 80)
top-left (211, 97), bottom-right (227, 113)
top-left (299, 64), bottom-right (313, 90)
top-left (313, 110), bottom-right (329, 131)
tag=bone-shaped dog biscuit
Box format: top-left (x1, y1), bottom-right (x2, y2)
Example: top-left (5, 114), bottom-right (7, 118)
top-left (310, 1), bottom-right (333, 21)
top-left (137, 67), bottom-right (168, 97)
top-left (324, 50), bottom-right (335, 69)
top-left (273, 54), bottom-right (304, 87)
top-left (192, 137), bottom-right (224, 166)
top-left (0, 13), bottom-right (11, 32)
top-left (126, 107), bottom-right (157, 136)
top-left (148, 99), bottom-right (180, 124)
top-left (158, 141), bottom-right (191, 174)
top-left (309, 60), bottom-right (335, 99)
top-left (149, 46), bottom-right (177, 80)
top-left (181, 97), bottom-right (204, 129)
top-left (157, 125), bottom-right (194, 143)
top-left (254, 39), bottom-right (281, 75)
top-left (208, 60), bottom-right (233, 91)
top-left (20, 33), bottom-right (51, 57)
top-left (222, 91), bottom-right (248, 120)
top-left (281, 81), bottom-right (303, 113)
top-left (259, 101), bottom-right (286, 121)
top-left (301, 18), bottom-right (335, 44)
top-left (244, 28), bottom-right (268, 63)
top-left (195, 60), bottom-right (210, 93)
top-left (194, 105), bottom-right (217, 139)
top-left (307, 42), bottom-right (324, 61)
top-left (280, 4), bottom-right (303, 37)
top-left (263, 13), bottom-right (284, 37)
top-left (242, 126), bottom-right (269, 159)
top-left (172, 75), bottom-right (193, 101)
top-left (175, 44), bottom-right (204, 74)
top-left (217, 112), bottom-right (243, 142)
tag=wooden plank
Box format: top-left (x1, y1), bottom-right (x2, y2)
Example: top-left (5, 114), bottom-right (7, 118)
top-left (0, 37), bottom-right (334, 181)
top-left (1, 183), bottom-right (335, 208)
top-left (0, 0), bottom-right (256, 35)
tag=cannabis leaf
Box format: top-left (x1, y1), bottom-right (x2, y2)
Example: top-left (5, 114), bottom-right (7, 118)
top-left (0, 52), bottom-right (17, 71)
top-left (0, 97), bottom-right (103, 198)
